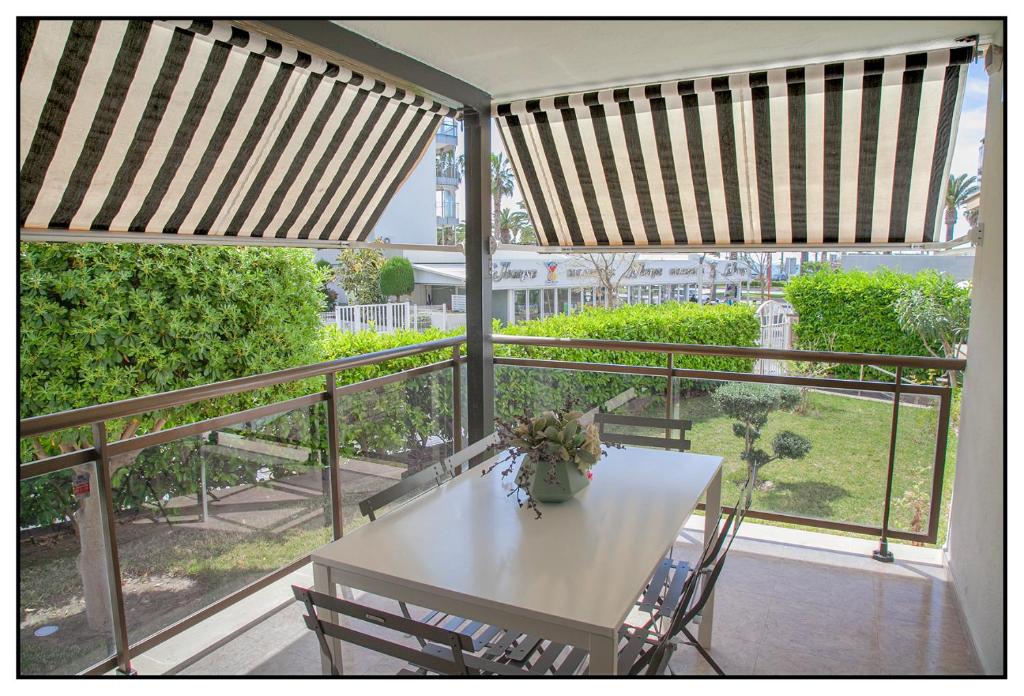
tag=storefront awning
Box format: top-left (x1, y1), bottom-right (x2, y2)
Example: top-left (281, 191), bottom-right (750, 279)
top-left (495, 46), bottom-right (972, 248)
top-left (18, 19), bottom-right (454, 244)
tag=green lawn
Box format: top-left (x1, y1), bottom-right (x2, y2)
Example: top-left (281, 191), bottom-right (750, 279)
top-left (649, 389), bottom-right (956, 544)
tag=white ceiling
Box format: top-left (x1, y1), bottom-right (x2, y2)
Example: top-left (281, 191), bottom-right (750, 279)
top-left (335, 19), bottom-right (1001, 103)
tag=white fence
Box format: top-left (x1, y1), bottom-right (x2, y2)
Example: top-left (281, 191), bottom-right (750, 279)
top-left (321, 302), bottom-right (465, 334)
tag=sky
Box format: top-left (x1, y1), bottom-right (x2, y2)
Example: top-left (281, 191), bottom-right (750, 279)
top-left (455, 60), bottom-right (990, 243)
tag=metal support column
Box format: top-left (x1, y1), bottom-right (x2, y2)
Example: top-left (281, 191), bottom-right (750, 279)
top-left (325, 373), bottom-right (343, 540)
top-left (464, 107), bottom-right (494, 442)
top-left (91, 422), bottom-right (134, 675)
top-left (874, 366), bottom-right (903, 562)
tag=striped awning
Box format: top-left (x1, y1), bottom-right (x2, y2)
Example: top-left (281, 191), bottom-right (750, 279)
top-left (496, 47), bottom-right (972, 247)
top-left (18, 19), bottom-right (455, 244)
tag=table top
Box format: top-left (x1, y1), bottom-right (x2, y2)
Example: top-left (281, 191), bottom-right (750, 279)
top-left (312, 447), bottom-right (723, 635)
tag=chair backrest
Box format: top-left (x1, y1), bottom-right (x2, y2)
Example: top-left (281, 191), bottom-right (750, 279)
top-left (594, 413), bottom-right (692, 452)
top-left (357, 460), bottom-right (452, 522)
top-left (293, 585), bottom-right (477, 675)
top-left (358, 434), bottom-right (502, 521)
top-left (443, 432), bottom-right (500, 475)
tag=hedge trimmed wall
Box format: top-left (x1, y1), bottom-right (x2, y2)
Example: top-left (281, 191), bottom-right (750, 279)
top-left (20, 302), bottom-right (757, 529)
top-left (493, 302), bottom-right (759, 422)
top-left (784, 268), bottom-right (968, 379)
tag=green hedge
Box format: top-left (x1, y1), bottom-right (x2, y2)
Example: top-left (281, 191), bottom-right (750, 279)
top-left (784, 269), bottom-right (967, 379)
top-left (20, 301), bottom-right (756, 529)
top-left (493, 302), bottom-right (759, 422)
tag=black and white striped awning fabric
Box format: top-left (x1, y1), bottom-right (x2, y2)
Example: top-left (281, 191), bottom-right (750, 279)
top-left (496, 47), bottom-right (972, 248)
top-left (19, 19), bottom-right (455, 243)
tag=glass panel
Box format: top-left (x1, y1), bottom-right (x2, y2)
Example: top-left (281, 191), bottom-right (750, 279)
top-left (676, 379), bottom-right (894, 530)
top-left (514, 290), bottom-right (528, 324)
top-left (571, 287), bottom-right (583, 312)
top-left (20, 463), bottom-right (117, 675)
top-left (337, 369), bottom-right (455, 535)
top-left (495, 365), bottom-right (665, 427)
top-left (494, 364), bottom-right (912, 537)
top-left (888, 392), bottom-right (954, 544)
top-left (111, 403), bottom-right (333, 646)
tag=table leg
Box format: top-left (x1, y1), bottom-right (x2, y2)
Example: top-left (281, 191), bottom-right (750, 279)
top-left (313, 562), bottom-right (344, 675)
top-left (698, 467), bottom-right (722, 650)
top-left (588, 631), bottom-right (618, 675)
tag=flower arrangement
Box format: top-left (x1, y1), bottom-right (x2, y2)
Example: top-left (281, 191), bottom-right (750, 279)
top-left (482, 409), bottom-right (615, 518)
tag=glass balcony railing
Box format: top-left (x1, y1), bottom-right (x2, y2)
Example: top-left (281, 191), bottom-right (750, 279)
top-left (18, 333), bottom-right (962, 674)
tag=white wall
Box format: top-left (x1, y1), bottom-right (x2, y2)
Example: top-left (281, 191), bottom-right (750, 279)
top-left (368, 151), bottom-right (436, 245)
top-left (944, 42), bottom-right (1004, 676)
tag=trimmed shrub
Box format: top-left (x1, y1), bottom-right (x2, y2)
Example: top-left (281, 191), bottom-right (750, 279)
top-left (379, 256), bottom-right (414, 299)
top-left (496, 301), bottom-right (759, 370)
top-left (494, 302), bottom-right (760, 422)
top-left (784, 269), bottom-right (969, 379)
top-left (19, 242), bottom-right (329, 529)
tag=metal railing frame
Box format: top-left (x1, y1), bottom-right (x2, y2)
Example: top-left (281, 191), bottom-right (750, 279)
top-left (490, 333), bottom-right (964, 554)
top-left (18, 334), bottom-right (964, 675)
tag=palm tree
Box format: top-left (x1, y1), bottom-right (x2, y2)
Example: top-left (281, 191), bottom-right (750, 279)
top-left (491, 153), bottom-right (515, 238)
top-left (944, 173), bottom-right (980, 242)
top-left (497, 207), bottom-right (537, 245)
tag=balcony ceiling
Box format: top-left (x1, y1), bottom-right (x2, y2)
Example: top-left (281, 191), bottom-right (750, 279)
top-left (335, 19), bottom-right (1000, 102)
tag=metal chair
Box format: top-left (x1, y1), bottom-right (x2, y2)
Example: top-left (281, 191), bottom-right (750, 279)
top-left (624, 475), bottom-right (757, 676)
top-left (293, 585), bottom-right (534, 676)
top-left (354, 433), bottom-right (506, 651)
top-left (499, 476), bottom-right (756, 676)
top-left (594, 413), bottom-right (692, 451)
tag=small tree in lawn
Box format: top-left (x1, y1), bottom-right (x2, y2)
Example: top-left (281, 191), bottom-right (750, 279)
top-left (712, 383), bottom-right (811, 489)
top-left (379, 257), bottom-right (415, 301)
top-left (893, 271), bottom-right (970, 387)
top-left (335, 248), bottom-right (385, 304)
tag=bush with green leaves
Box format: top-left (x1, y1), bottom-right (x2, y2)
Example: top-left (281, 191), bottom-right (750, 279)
top-left (19, 242), bottom-right (329, 527)
top-left (378, 256), bottom-right (415, 299)
top-left (712, 382), bottom-right (811, 486)
top-left (495, 301), bottom-right (760, 422)
top-left (319, 325), bottom-right (462, 463)
top-left (785, 268), bottom-right (970, 380)
top-left (893, 274), bottom-right (970, 386)
top-left (334, 248), bottom-right (385, 304)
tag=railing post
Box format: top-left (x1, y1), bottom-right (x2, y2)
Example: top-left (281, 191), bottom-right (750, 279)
top-left (334, 305), bottom-right (341, 329)
top-left (452, 344), bottom-right (463, 455)
top-left (874, 366), bottom-right (903, 562)
top-left (665, 353), bottom-right (675, 438)
top-left (90, 422), bottom-right (134, 675)
top-left (324, 373), bottom-right (343, 540)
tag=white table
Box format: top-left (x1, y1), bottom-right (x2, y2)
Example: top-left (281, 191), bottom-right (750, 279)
top-left (311, 447), bottom-right (723, 675)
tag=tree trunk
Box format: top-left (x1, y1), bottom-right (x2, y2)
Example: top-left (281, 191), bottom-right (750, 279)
top-left (493, 194), bottom-right (503, 242)
top-left (945, 206), bottom-right (957, 242)
top-left (74, 464), bottom-right (113, 632)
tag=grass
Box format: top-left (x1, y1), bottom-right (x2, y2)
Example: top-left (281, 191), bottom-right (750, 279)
top-left (642, 388), bottom-right (956, 544)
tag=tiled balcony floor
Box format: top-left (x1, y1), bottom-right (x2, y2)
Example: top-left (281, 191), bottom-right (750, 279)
top-left (179, 532), bottom-right (981, 677)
